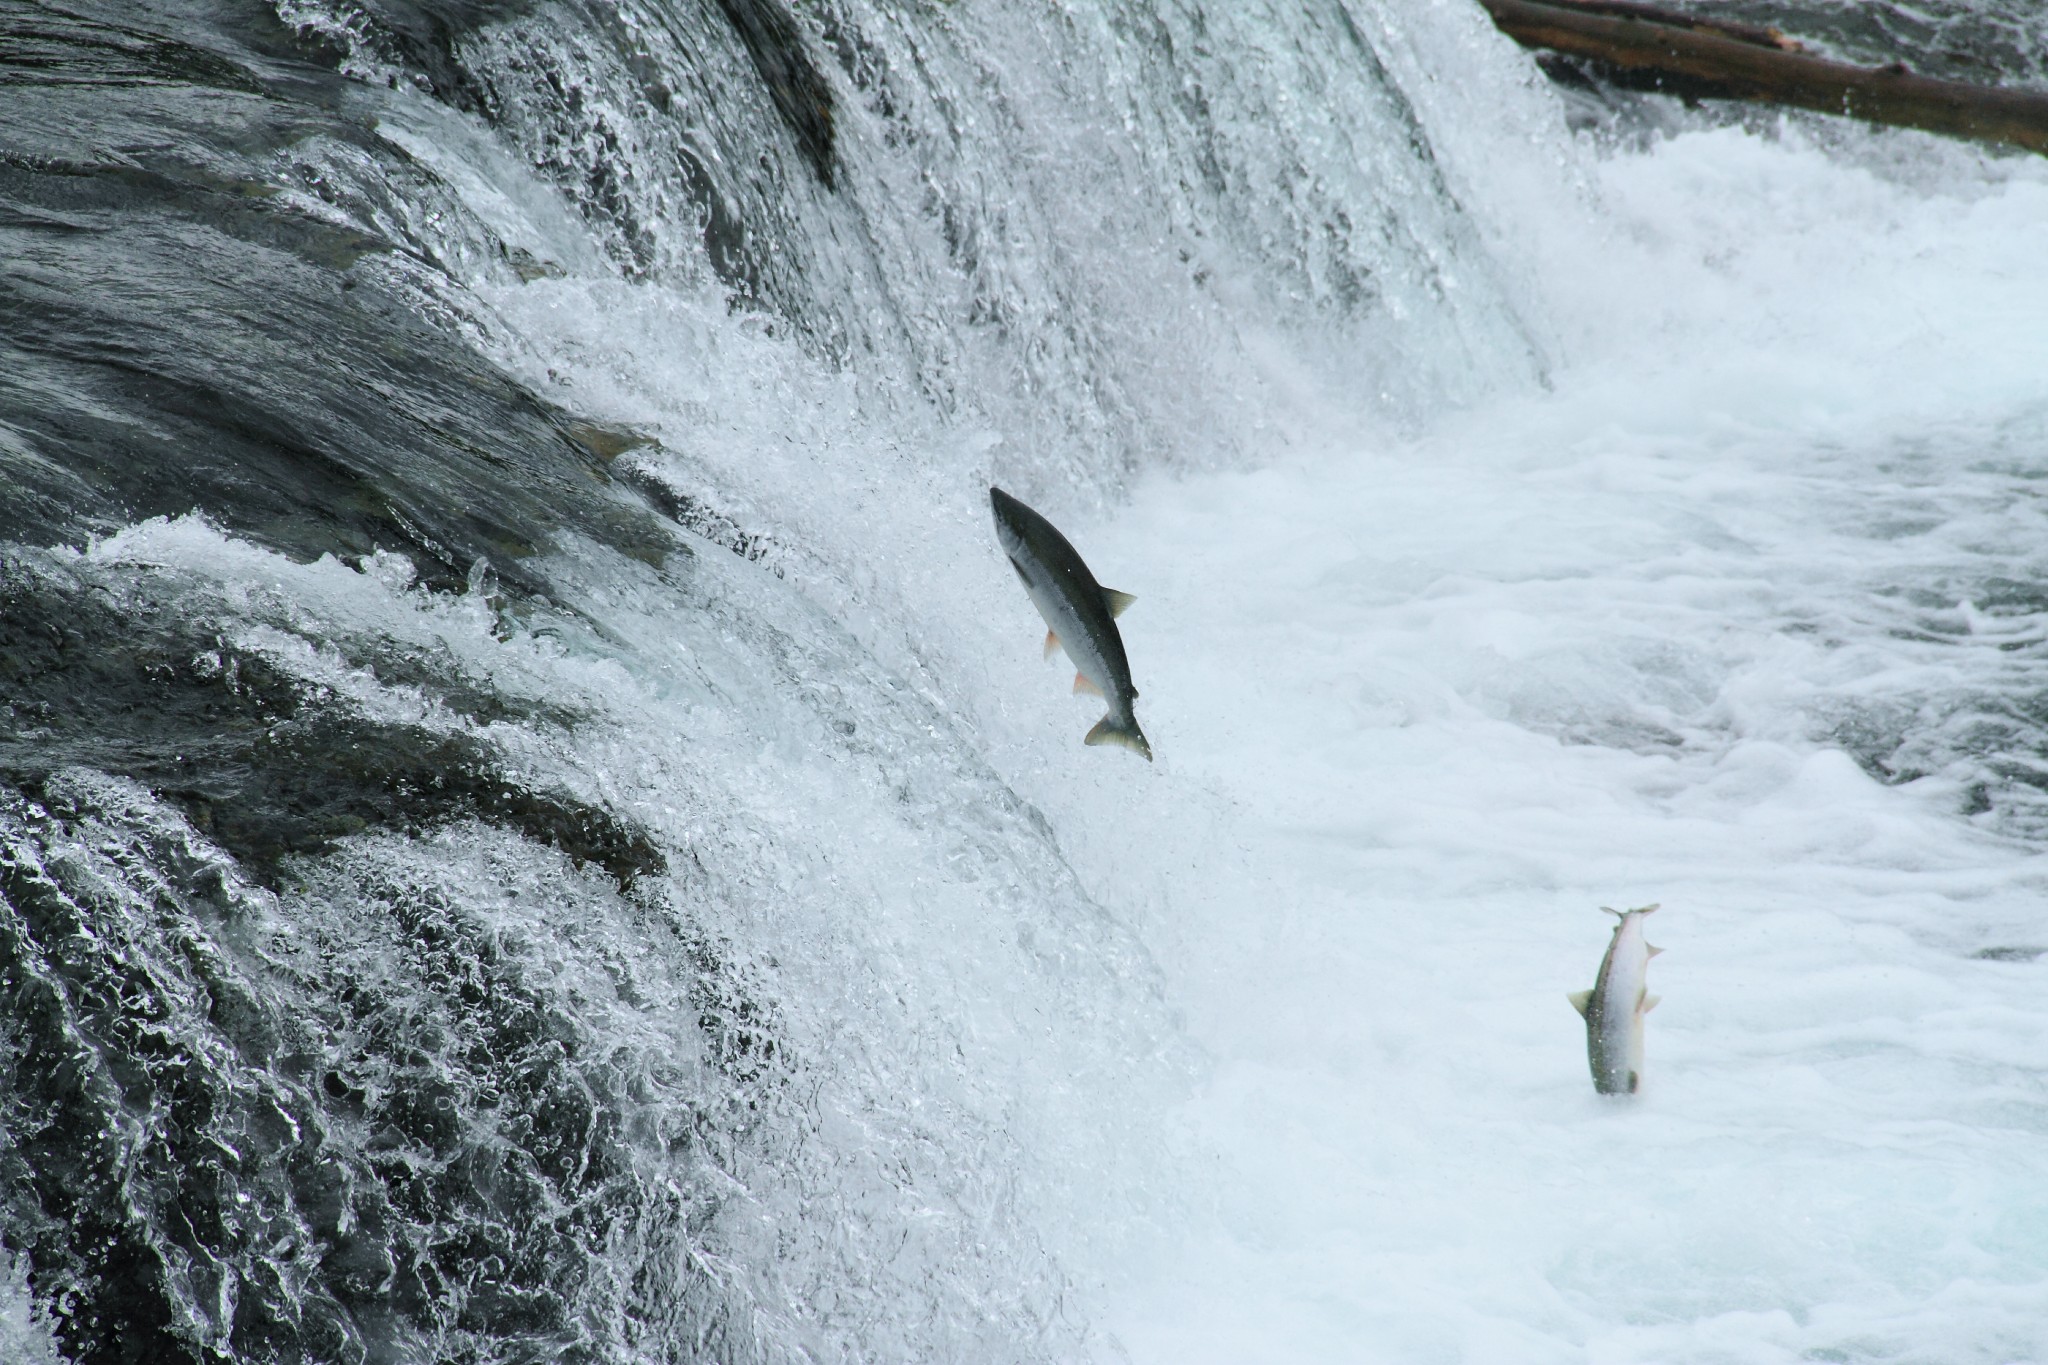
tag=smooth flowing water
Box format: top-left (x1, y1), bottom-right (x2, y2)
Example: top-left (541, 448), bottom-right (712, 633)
top-left (3, 1), bottom-right (2047, 1362)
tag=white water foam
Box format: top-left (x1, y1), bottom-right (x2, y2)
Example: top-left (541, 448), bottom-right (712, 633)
top-left (452, 112), bottom-right (2048, 1360)
top-left (403, 63), bottom-right (2048, 1363)
top-left (56, 4), bottom-right (2048, 1355)
top-left (0, 1254), bottom-right (61, 1365)
top-left (1045, 121), bottom-right (2048, 1363)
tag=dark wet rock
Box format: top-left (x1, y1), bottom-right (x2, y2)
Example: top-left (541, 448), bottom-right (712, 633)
top-left (712, 0), bottom-right (837, 188)
top-left (0, 778), bottom-right (765, 1364)
top-left (0, 2), bottom-right (815, 1357)
top-left (0, 0), bottom-right (676, 596)
top-left (305, 0), bottom-right (537, 111)
top-left (0, 558), bottom-right (664, 889)
top-left (616, 460), bottom-right (785, 568)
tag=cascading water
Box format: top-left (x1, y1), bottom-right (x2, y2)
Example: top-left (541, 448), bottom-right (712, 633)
top-left (5, 0), bottom-right (2048, 1361)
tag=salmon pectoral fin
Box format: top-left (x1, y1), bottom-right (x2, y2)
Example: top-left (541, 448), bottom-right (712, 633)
top-left (1567, 989), bottom-right (1593, 1018)
top-left (1101, 587), bottom-right (1136, 618)
top-left (1073, 672), bottom-right (1104, 697)
top-left (1043, 630), bottom-right (1061, 661)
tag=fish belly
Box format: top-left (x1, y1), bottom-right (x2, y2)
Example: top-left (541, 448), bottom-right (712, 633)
top-left (1588, 987), bottom-right (1646, 1095)
top-left (1036, 589), bottom-right (1106, 678)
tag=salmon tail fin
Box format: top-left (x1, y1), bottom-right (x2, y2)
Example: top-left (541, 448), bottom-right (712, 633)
top-left (1084, 714), bottom-right (1153, 761)
top-left (1600, 902), bottom-right (1660, 920)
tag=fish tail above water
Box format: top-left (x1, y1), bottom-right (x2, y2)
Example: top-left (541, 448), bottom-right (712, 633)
top-left (1085, 714), bottom-right (1153, 761)
top-left (1600, 902), bottom-right (1659, 919)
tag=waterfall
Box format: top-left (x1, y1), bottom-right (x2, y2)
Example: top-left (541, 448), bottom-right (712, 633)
top-left (0, 0), bottom-right (1544, 1357)
top-left (6, 0), bottom-right (2048, 1360)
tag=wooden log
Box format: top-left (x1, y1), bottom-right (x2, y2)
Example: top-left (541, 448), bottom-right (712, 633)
top-left (1478, 0), bottom-right (2048, 155)
top-left (1529, 0), bottom-right (1802, 53)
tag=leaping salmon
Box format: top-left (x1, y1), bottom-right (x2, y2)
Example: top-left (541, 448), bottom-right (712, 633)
top-left (989, 486), bottom-right (1152, 760)
top-left (1569, 903), bottom-right (1663, 1095)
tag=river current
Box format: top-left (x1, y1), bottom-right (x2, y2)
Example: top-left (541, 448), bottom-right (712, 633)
top-left (3, 1), bottom-right (2048, 1361)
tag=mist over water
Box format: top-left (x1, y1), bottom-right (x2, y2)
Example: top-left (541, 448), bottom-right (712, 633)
top-left (4, 0), bottom-right (2048, 1361)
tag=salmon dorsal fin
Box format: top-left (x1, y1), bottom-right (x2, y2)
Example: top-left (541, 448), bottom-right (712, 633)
top-left (1073, 672), bottom-right (1104, 697)
top-left (1101, 587), bottom-right (1136, 618)
top-left (1043, 630), bottom-right (1061, 660)
top-left (1567, 989), bottom-right (1593, 1018)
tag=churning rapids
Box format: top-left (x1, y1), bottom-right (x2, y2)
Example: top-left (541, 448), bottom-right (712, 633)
top-left (5, 0), bottom-right (2048, 1361)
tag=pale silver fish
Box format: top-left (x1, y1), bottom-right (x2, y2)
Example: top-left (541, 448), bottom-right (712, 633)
top-left (1569, 904), bottom-right (1663, 1095)
top-left (989, 486), bottom-right (1151, 760)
